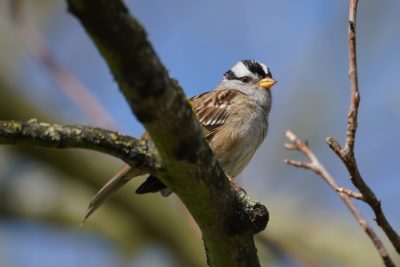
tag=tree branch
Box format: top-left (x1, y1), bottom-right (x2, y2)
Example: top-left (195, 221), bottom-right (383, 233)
top-left (344, 0), bottom-right (360, 154)
top-left (0, 119), bottom-right (156, 172)
top-left (326, 0), bottom-right (400, 253)
top-left (284, 130), bottom-right (395, 267)
top-left (65, 1), bottom-right (268, 266)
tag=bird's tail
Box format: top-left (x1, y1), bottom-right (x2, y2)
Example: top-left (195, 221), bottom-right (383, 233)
top-left (81, 164), bottom-right (145, 224)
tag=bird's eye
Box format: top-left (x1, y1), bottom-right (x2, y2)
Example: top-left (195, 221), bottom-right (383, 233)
top-left (240, 76), bottom-right (251, 83)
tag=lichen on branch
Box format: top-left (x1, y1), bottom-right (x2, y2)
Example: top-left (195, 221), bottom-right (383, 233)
top-left (0, 119), bottom-right (156, 172)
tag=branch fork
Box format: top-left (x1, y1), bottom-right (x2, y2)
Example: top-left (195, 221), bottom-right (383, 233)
top-left (284, 130), bottom-right (395, 267)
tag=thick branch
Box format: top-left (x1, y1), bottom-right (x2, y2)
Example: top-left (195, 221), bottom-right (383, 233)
top-left (0, 119), bottom-right (156, 172)
top-left (66, 1), bottom-right (268, 266)
top-left (284, 130), bottom-right (395, 267)
top-left (325, 0), bottom-right (400, 253)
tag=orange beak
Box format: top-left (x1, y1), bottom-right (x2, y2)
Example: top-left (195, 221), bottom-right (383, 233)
top-left (256, 77), bottom-right (277, 89)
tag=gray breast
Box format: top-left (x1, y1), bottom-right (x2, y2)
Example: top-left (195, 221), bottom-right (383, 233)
top-left (219, 106), bottom-right (268, 177)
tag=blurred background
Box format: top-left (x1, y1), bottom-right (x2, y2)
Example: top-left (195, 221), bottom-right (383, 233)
top-left (0, 0), bottom-right (399, 266)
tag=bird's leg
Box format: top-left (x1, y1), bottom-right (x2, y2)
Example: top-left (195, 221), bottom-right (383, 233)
top-left (226, 173), bottom-right (247, 194)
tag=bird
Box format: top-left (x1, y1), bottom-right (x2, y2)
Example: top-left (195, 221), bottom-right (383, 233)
top-left (82, 60), bottom-right (277, 223)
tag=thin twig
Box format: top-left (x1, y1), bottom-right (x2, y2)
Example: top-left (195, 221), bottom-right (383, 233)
top-left (344, 0), bottom-right (360, 154)
top-left (284, 130), bottom-right (395, 267)
top-left (325, 0), bottom-right (400, 253)
top-left (336, 187), bottom-right (363, 200)
top-left (9, 0), bottom-right (117, 129)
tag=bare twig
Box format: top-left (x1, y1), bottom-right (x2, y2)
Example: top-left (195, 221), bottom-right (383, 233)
top-left (344, 0), bottom-right (360, 154)
top-left (336, 187), bottom-right (363, 200)
top-left (284, 130), bottom-right (395, 267)
top-left (9, 0), bottom-right (117, 129)
top-left (325, 0), bottom-right (400, 253)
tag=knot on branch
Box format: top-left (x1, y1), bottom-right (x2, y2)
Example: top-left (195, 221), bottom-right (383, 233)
top-left (228, 195), bottom-right (269, 235)
top-left (248, 201), bottom-right (269, 232)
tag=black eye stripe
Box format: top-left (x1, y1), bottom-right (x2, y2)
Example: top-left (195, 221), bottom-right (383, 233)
top-left (224, 70), bottom-right (240, 80)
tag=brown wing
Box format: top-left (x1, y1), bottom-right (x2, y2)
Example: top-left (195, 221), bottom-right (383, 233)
top-left (190, 89), bottom-right (245, 139)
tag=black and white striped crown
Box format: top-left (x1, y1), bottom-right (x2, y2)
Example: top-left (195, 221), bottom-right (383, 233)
top-left (224, 60), bottom-right (272, 80)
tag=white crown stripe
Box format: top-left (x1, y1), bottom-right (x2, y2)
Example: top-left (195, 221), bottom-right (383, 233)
top-left (231, 61), bottom-right (250, 78)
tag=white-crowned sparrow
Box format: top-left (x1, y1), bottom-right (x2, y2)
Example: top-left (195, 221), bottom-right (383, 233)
top-left (83, 60), bottom-right (276, 222)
